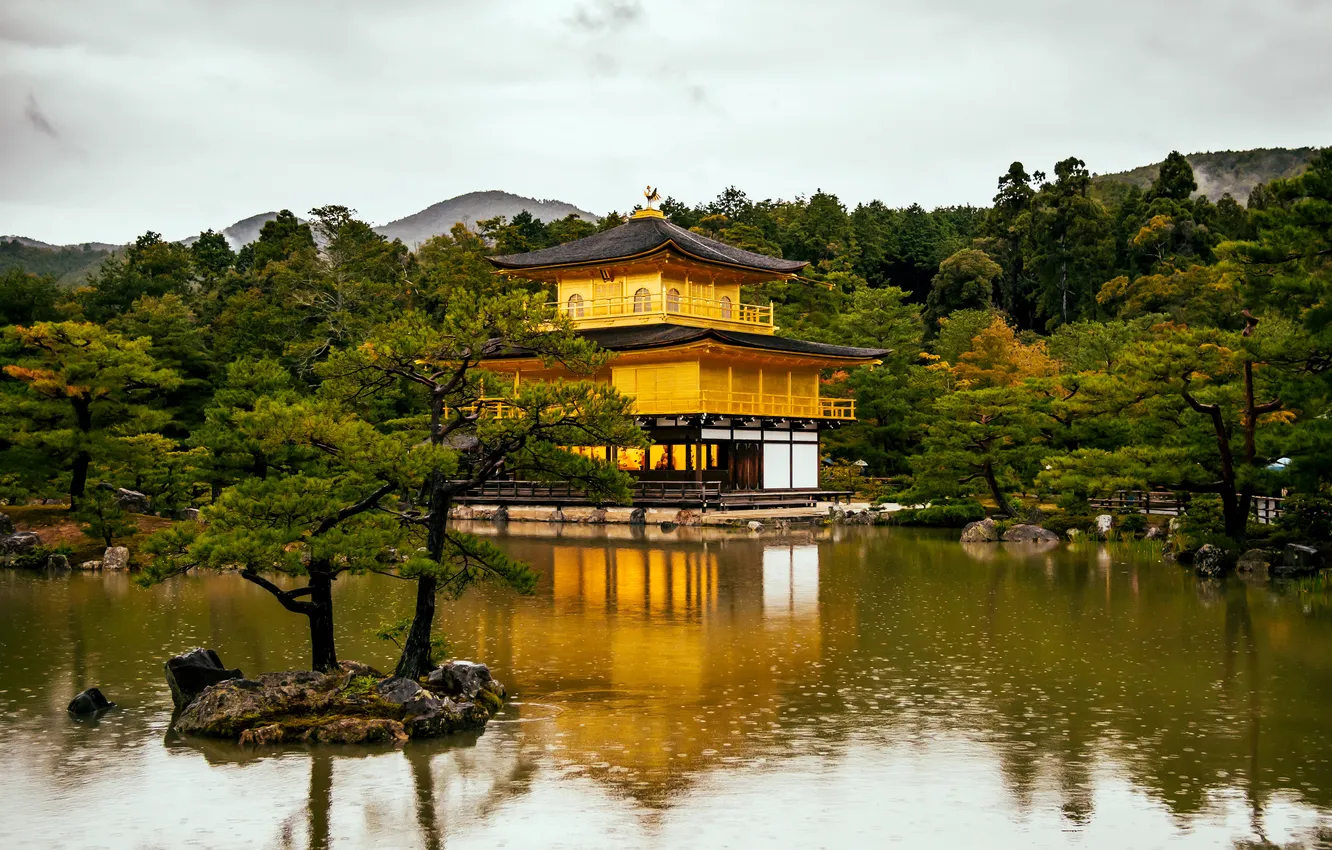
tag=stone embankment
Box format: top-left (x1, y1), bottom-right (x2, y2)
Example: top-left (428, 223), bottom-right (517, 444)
top-left (165, 649), bottom-right (506, 745)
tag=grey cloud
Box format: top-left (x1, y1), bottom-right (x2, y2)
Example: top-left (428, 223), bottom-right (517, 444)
top-left (23, 94), bottom-right (57, 138)
top-left (0, 0), bottom-right (1328, 245)
top-left (568, 0), bottom-right (644, 33)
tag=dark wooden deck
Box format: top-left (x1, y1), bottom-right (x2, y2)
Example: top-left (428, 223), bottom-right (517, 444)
top-left (452, 480), bottom-right (854, 511)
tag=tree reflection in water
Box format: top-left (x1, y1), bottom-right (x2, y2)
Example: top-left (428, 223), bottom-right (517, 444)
top-left (5, 526), bottom-right (1332, 847)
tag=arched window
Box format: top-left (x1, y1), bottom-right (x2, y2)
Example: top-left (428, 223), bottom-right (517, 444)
top-left (633, 287), bottom-right (652, 313)
top-left (719, 295), bottom-right (733, 319)
top-left (666, 288), bottom-right (681, 312)
top-left (567, 293), bottom-right (584, 318)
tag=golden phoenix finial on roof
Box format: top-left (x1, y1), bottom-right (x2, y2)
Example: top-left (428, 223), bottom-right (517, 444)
top-left (644, 185), bottom-right (661, 210)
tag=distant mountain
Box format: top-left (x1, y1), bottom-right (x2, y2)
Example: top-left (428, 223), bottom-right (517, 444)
top-left (0, 238), bottom-right (114, 287)
top-left (375, 190), bottom-right (596, 247)
top-left (1093, 147), bottom-right (1319, 205)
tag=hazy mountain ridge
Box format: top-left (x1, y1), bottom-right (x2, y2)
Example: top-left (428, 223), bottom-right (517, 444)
top-left (0, 239), bottom-right (115, 287)
top-left (1093, 147), bottom-right (1318, 204)
top-left (373, 190), bottom-right (596, 247)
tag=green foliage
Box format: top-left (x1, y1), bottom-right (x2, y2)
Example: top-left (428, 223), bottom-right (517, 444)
top-left (7, 542), bottom-right (74, 571)
top-left (1, 321), bottom-right (181, 505)
top-left (373, 618), bottom-right (451, 666)
top-left (1276, 493), bottom-right (1332, 542)
top-left (923, 248), bottom-right (1001, 333)
top-left (0, 269), bottom-right (61, 326)
top-left (0, 239), bottom-right (111, 287)
top-left (1041, 511), bottom-right (1094, 536)
top-left (887, 499), bottom-right (987, 527)
top-left (1115, 511), bottom-right (1149, 535)
top-left (75, 486), bottom-right (138, 547)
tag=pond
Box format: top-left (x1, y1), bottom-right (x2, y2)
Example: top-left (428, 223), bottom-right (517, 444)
top-left (2, 524), bottom-right (1331, 848)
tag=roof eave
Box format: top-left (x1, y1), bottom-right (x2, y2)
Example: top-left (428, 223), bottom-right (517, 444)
top-left (487, 241), bottom-right (807, 277)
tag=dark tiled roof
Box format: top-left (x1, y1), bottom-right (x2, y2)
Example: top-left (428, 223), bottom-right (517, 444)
top-left (487, 215), bottom-right (808, 275)
top-left (493, 324), bottom-right (888, 361)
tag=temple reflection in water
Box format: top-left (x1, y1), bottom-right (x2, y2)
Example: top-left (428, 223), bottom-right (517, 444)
top-left (5, 526), bottom-right (1332, 847)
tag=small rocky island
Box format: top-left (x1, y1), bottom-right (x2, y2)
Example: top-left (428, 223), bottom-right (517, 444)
top-left (165, 649), bottom-right (506, 745)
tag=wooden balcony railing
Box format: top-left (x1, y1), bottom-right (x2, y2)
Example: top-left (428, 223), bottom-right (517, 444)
top-left (630, 390), bottom-right (855, 420)
top-left (552, 293), bottom-right (774, 331)
top-left (455, 392), bottom-right (856, 421)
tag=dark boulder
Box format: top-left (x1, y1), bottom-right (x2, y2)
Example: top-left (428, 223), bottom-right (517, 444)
top-left (1, 532), bottom-right (41, 555)
top-left (1001, 524), bottom-right (1059, 543)
top-left (0, 513), bottom-right (12, 535)
top-left (46, 553), bottom-right (70, 571)
top-left (659, 521), bottom-right (678, 532)
top-left (1236, 549), bottom-right (1274, 579)
top-left (1275, 544), bottom-right (1325, 577)
top-left (68, 687), bottom-right (115, 714)
top-left (165, 648), bottom-right (243, 711)
top-left (1193, 544), bottom-right (1234, 578)
top-left (377, 676), bottom-right (427, 705)
top-left (114, 488), bottom-right (151, 514)
top-left (629, 507), bottom-right (647, 527)
top-left (426, 660), bottom-right (495, 700)
top-left (493, 505), bottom-right (510, 524)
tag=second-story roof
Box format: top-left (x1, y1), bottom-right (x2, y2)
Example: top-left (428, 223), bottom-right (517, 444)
top-left (487, 323), bottom-right (888, 363)
top-left (488, 212), bottom-right (808, 276)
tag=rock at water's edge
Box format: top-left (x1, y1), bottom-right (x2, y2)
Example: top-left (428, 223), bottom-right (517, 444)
top-left (1094, 514), bottom-right (1113, 538)
top-left (1236, 549), bottom-right (1274, 578)
top-left (68, 687), bottom-right (115, 714)
top-left (1194, 544), bottom-right (1234, 577)
top-left (427, 660), bottom-right (497, 700)
top-left (1, 531), bottom-right (41, 555)
top-left (173, 662), bottom-right (504, 744)
top-left (960, 518), bottom-right (998, 543)
top-left (1276, 543), bottom-right (1324, 577)
top-left (102, 546), bottom-right (130, 571)
top-left (165, 648), bottom-right (243, 711)
top-left (1002, 524), bottom-right (1059, 543)
top-left (628, 507), bottom-right (647, 527)
top-left (0, 513), bottom-right (12, 535)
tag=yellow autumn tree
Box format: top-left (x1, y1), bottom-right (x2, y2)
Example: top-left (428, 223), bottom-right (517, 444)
top-left (952, 315), bottom-right (1058, 389)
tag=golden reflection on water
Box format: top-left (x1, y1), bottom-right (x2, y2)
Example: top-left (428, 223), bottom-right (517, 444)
top-left (3, 525), bottom-right (1332, 848)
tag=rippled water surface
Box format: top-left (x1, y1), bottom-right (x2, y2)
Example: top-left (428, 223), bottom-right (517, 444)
top-left (3, 524), bottom-right (1332, 848)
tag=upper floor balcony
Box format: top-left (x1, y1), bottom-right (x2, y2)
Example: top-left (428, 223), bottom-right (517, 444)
top-left (454, 392), bottom-right (855, 422)
top-left (552, 291), bottom-right (774, 334)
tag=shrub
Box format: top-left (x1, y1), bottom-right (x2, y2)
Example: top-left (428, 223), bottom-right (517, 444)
top-left (888, 499), bottom-right (986, 527)
top-left (76, 487), bottom-right (138, 547)
top-left (1043, 511), bottom-right (1094, 536)
top-left (1276, 494), bottom-right (1332, 543)
top-left (8, 543), bottom-right (73, 570)
top-left (1116, 512), bottom-right (1148, 535)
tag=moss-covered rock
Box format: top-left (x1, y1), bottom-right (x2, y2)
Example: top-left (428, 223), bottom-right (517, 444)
top-left (171, 659), bottom-right (504, 745)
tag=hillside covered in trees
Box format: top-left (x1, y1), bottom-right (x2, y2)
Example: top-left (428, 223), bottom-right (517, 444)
top-left (2, 148), bottom-right (1331, 557)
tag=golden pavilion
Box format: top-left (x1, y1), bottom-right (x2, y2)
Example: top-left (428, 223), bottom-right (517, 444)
top-left (478, 203), bottom-right (887, 504)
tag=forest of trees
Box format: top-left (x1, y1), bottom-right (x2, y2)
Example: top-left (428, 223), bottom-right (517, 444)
top-left (1, 149), bottom-right (1331, 665)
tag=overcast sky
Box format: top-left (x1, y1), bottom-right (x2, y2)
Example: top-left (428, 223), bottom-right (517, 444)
top-left (2, 0), bottom-right (1329, 245)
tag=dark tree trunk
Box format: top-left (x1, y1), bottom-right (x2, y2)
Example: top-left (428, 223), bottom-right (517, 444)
top-left (307, 570), bottom-right (337, 672)
top-left (70, 394), bottom-right (93, 507)
top-left (396, 389), bottom-right (451, 679)
top-left (396, 475), bottom-right (448, 679)
top-left (984, 461), bottom-right (1017, 518)
top-left (70, 451), bottom-right (91, 508)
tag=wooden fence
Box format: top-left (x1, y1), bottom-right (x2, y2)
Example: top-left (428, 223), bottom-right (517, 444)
top-left (1088, 490), bottom-right (1286, 524)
